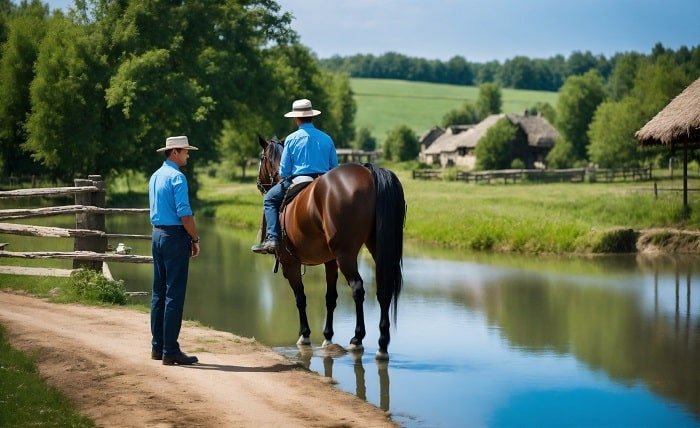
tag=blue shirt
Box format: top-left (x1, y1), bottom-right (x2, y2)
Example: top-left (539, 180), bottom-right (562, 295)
top-left (280, 123), bottom-right (338, 178)
top-left (149, 160), bottom-right (193, 225)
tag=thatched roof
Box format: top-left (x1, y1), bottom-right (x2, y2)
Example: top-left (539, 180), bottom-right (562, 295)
top-left (507, 113), bottom-right (558, 148)
top-left (419, 126), bottom-right (445, 149)
top-left (636, 77), bottom-right (700, 147)
top-left (422, 113), bottom-right (558, 155)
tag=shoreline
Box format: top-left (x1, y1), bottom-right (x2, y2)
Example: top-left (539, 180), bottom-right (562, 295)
top-left (0, 291), bottom-right (396, 427)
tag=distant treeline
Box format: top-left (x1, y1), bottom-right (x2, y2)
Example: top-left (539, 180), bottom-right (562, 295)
top-left (319, 43), bottom-right (700, 91)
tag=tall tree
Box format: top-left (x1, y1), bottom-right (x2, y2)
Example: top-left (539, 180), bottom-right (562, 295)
top-left (24, 14), bottom-right (106, 181)
top-left (24, 0), bottom-right (296, 184)
top-left (384, 125), bottom-right (418, 162)
top-left (475, 118), bottom-right (517, 170)
top-left (0, 0), bottom-right (48, 176)
top-left (476, 83), bottom-right (502, 119)
top-left (555, 70), bottom-right (606, 161)
top-left (441, 101), bottom-right (478, 127)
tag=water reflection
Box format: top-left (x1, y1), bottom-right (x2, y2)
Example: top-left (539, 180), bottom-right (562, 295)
top-left (3, 214), bottom-right (699, 427)
top-left (283, 345), bottom-right (391, 411)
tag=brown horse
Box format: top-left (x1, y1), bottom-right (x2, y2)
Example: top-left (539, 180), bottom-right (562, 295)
top-left (256, 136), bottom-right (406, 359)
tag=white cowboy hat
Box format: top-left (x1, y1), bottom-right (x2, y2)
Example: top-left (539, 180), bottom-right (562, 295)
top-left (283, 99), bottom-right (322, 118)
top-left (156, 135), bottom-right (199, 152)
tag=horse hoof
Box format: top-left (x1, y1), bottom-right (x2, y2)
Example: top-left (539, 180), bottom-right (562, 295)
top-left (375, 350), bottom-right (390, 361)
top-left (296, 336), bottom-right (311, 346)
top-left (321, 339), bottom-right (333, 348)
top-left (347, 343), bottom-right (364, 351)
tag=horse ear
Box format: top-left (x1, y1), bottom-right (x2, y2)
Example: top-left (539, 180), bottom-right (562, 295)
top-left (272, 135), bottom-right (283, 146)
top-left (257, 134), bottom-right (268, 149)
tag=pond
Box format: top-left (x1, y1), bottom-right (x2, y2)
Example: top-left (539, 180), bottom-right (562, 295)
top-left (3, 214), bottom-right (699, 427)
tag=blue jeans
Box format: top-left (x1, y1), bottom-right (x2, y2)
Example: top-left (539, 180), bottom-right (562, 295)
top-left (263, 180), bottom-right (290, 240)
top-left (151, 225), bottom-right (191, 356)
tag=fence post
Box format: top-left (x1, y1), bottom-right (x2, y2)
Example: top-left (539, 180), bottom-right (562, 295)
top-left (73, 175), bottom-right (107, 271)
top-left (653, 181), bottom-right (658, 199)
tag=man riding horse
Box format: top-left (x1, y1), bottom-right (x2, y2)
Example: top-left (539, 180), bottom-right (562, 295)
top-left (251, 98), bottom-right (338, 254)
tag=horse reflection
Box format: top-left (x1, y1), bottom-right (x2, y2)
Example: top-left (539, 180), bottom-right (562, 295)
top-left (294, 346), bottom-right (391, 411)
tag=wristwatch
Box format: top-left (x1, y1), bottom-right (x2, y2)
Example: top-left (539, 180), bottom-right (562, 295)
top-left (191, 236), bottom-right (200, 243)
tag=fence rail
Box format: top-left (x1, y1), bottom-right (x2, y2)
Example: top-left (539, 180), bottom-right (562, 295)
top-left (0, 174), bottom-right (152, 277)
top-left (412, 165), bottom-right (653, 184)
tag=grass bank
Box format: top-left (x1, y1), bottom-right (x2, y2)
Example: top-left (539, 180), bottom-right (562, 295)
top-left (0, 324), bottom-right (94, 427)
top-left (199, 165), bottom-right (700, 254)
top-left (0, 269), bottom-right (133, 426)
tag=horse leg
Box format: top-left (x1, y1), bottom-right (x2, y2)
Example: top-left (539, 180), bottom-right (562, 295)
top-left (283, 263), bottom-right (311, 345)
top-left (376, 291), bottom-right (391, 360)
top-left (366, 242), bottom-right (391, 360)
top-left (322, 260), bottom-right (339, 347)
top-left (336, 253), bottom-right (366, 350)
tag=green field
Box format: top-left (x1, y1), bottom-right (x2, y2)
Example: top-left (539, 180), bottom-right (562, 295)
top-left (350, 78), bottom-right (559, 144)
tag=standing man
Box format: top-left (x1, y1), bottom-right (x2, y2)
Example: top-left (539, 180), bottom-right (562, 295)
top-left (149, 135), bottom-right (201, 365)
top-left (252, 98), bottom-right (338, 254)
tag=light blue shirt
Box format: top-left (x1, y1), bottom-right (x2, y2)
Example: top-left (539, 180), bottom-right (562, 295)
top-left (149, 160), bottom-right (193, 225)
top-left (280, 123), bottom-right (338, 178)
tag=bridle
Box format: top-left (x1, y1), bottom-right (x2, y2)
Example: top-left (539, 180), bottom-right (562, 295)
top-left (256, 137), bottom-right (283, 194)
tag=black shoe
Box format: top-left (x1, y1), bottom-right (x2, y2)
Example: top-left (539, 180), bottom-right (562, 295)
top-left (251, 238), bottom-right (277, 254)
top-left (162, 352), bottom-right (198, 365)
top-left (151, 351), bottom-right (163, 360)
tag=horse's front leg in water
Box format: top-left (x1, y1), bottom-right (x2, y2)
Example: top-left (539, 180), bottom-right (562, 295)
top-left (321, 261), bottom-right (339, 347)
top-left (284, 264), bottom-right (311, 345)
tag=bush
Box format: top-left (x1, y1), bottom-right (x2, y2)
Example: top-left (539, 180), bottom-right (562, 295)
top-left (67, 269), bottom-right (128, 305)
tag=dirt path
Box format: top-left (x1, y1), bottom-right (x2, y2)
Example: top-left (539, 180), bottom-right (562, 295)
top-left (0, 292), bottom-right (395, 427)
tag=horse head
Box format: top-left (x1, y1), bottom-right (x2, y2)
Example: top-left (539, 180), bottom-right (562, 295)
top-left (256, 135), bottom-right (283, 194)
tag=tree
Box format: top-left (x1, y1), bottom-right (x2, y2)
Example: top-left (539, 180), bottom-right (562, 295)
top-left (546, 138), bottom-right (577, 169)
top-left (555, 70), bottom-right (606, 162)
top-left (24, 14), bottom-right (106, 181)
top-left (384, 125), bottom-right (419, 162)
top-left (527, 102), bottom-right (556, 124)
top-left (24, 0), bottom-right (296, 185)
top-left (0, 0), bottom-right (48, 177)
top-left (353, 127), bottom-right (376, 152)
top-left (441, 101), bottom-right (478, 127)
top-left (587, 99), bottom-right (644, 167)
top-left (0, 0), bottom-right (15, 45)
top-left (475, 119), bottom-right (517, 170)
top-left (319, 70), bottom-right (356, 148)
top-left (476, 83), bottom-right (502, 120)
top-left (608, 52), bottom-right (643, 101)
top-left (589, 54), bottom-right (693, 169)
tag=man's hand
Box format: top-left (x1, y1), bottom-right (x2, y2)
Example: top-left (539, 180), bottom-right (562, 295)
top-left (191, 241), bottom-right (201, 257)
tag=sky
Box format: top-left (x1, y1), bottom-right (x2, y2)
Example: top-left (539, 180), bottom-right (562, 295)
top-left (43, 0), bottom-right (700, 63)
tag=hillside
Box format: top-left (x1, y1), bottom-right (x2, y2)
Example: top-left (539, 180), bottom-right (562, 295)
top-left (351, 78), bottom-right (558, 144)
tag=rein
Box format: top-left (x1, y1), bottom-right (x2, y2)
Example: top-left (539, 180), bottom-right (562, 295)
top-left (256, 139), bottom-right (283, 194)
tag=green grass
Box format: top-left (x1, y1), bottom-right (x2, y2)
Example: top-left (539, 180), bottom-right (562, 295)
top-left (203, 164), bottom-right (700, 254)
top-left (351, 78), bottom-right (558, 143)
top-left (0, 270), bottom-right (128, 305)
top-left (0, 324), bottom-right (94, 427)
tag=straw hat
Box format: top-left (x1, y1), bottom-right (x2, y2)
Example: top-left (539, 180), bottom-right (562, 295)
top-left (156, 136), bottom-right (199, 152)
top-left (283, 99), bottom-right (321, 118)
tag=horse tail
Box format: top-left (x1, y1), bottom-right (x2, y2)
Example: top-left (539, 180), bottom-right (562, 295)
top-left (365, 163), bottom-right (406, 323)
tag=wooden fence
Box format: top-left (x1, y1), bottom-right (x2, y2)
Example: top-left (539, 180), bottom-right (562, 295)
top-left (0, 175), bottom-right (152, 278)
top-left (413, 165), bottom-right (653, 184)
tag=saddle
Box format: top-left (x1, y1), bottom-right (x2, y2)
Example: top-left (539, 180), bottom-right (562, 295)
top-left (282, 175), bottom-right (315, 206)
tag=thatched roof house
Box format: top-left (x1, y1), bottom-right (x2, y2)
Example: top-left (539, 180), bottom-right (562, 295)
top-left (419, 112), bottom-right (559, 168)
top-left (635, 77), bottom-right (700, 149)
top-left (636, 77), bottom-right (700, 213)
